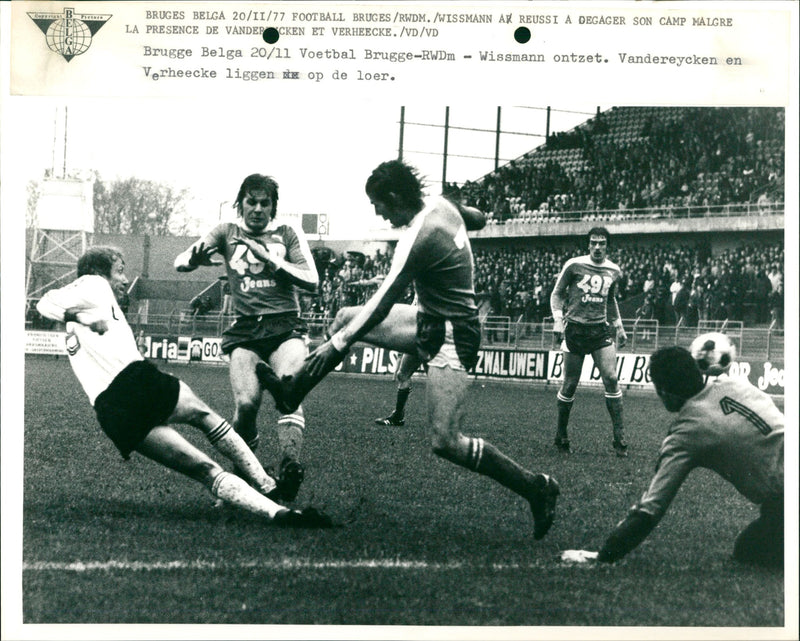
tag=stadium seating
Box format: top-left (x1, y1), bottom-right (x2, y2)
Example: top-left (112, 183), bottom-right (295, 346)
top-left (456, 107), bottom-right (784, 223)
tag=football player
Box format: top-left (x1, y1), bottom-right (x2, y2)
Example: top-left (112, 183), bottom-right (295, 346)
top-left (374, 352), bottom-right (421, 426)
top-left (36, 246), bottom-right (332, 528)
top-left (562, 345), bottom-right (784, 567)
top-left (175, 174), bottom-right (318, 502)
top-left (550, 226), bottom-right (628, 455)
top-left (257, 160), bottom-right (560, 539)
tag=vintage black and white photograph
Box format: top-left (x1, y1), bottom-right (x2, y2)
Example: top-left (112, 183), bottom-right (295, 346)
top-left (2, 2), bottom-right (796, 640)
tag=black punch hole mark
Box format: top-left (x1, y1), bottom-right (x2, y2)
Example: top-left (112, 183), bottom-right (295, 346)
top-left (514, 27), bottom-right (531, 44)
top-left (263, 27), bottom-right (280, 44)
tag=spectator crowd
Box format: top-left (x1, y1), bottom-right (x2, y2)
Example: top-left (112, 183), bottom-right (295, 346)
top-left (305, 239), bottom-right (783, 329)
top-left (448, 107), bottom-right (784, 223)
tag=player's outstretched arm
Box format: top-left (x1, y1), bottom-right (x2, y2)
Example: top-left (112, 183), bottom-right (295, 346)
top-left (174, 241), bottom-right (221, 272)
top-left (597, 510), bottom-right (659, 562)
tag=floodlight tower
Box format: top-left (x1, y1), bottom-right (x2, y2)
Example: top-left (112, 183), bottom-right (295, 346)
top-left (26, 106), bottom-right (95, 309)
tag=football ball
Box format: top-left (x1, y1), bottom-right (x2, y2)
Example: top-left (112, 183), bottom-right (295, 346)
top-left (690, 332), bottom-right (736, 375)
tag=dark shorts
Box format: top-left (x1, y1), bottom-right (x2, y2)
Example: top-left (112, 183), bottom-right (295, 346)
top-left (221, 313), bottom-right (308, 360)
top-left (94, 360), bottom-right (181, 460)
top-left (416, 312), bottom-right (481, 371)
top-left (564, 322), bottom-right (614, 356)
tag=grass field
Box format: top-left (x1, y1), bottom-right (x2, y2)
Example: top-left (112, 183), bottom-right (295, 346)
top-left (20, 355), bottom-right (786, 630)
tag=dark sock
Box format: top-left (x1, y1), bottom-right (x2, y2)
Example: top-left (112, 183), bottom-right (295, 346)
top-left (556, 395), bottom-right (573, 440)
top-left (394, 387), bottom-right (411, 417)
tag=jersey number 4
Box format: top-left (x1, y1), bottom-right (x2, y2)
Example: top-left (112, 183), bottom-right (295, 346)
top-left (719, 396), bottom-right (772, 435)
top-left (576, 273), bottom-right (612, 295)
top-left (229, 242), bottom-right (286, 276)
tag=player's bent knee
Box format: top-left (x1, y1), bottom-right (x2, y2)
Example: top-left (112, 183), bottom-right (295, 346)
top-left (330, 306), bottom-right (360, 334)
top-left (430, 431), bottom-right (459, 456)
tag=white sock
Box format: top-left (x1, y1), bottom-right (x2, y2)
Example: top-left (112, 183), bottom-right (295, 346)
top-left (210, 471), bottom-right (285, 520)
top-left (207, 421), bottom-right (276, 495)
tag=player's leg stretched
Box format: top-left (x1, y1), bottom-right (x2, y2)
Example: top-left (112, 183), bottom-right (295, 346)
top-left (258, 305), bottom-right (419, 415)
top-left (135, 426), bottom-right (285, 519)
top-left (426, 364), bottom-right (559, 540)
top-left (135, 426), bottom-right (332, 527)
top-left (169, 381), bottom-right (277, 496)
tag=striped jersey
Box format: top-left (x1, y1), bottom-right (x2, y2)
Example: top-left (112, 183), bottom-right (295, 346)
top-left (551, 255), bottom-right (623, 325)
top-left (202, 220), bottom-right (317, 317)
top-left (636, 375), bottom-right (784, 520)
top-left (36, 275), bottom-right (144, 406)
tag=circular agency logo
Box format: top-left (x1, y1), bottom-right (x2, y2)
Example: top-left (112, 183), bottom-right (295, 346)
top-left (28, 7), bottom-right (111, 62)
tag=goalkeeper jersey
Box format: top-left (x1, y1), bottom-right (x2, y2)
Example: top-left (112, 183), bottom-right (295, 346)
top-left (636, 375), bottom-right (784, 520)
top-left (36, 275), bottom-right (144, 406)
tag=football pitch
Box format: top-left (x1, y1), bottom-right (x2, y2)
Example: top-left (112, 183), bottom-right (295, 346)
top-left (21, 355), bottom-right (784, 629)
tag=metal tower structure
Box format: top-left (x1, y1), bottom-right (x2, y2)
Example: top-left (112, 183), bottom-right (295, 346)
top-left (26, 106), bottom-right (95, 308)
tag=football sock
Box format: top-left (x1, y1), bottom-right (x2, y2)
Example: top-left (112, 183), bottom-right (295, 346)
top-left (207, 420), bottom-right (276, 495)
top-left (556, 392), bottom-right (574, 439)
top-left (605, 391), bottom-right (624, 442)
top-left (473, 439), bottom-right (537, 498)
top-left (277, 411), bottom-right (305, 463)
top-left (394, 387), bottom-right (411, 418)
top-left (210, 471), bottom-right (284, 520)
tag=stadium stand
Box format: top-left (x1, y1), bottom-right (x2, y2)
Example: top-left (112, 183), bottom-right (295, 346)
top-left (452, 106), bottom-right (784, 224)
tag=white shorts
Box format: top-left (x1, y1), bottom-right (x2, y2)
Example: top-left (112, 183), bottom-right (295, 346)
top-left (426, 321), bottom-right (465, 371)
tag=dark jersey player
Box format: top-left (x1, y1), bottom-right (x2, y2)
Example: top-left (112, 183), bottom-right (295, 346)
top-left (258, 160), bottom-right (560, 540)
top-left (550, 227), bottom-right (629, 456)
top-left (175, 174), bottom-right (318, 502)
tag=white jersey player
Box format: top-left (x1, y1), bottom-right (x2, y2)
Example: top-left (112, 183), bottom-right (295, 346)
top-left (36, 246), bottom-right (332, 528)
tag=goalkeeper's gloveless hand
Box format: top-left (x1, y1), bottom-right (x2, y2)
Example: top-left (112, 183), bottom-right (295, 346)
top-left (188, 242), bottom-right (221, 268)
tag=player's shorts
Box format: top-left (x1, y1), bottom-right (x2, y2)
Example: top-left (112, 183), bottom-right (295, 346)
top-left (563, 321), bottom-right (614, 356)
top-left (93, 360), bottom-right (180, 460)
top-left (221, 312), bottom-right (308, 360)
top-left (416, 312), bottom-right (480, 371)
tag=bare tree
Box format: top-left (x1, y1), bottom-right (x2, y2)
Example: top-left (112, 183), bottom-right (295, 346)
top-left (26, 180), bottom-right (41, 228)
top-left (93, 175), bottom-right (190, 235)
